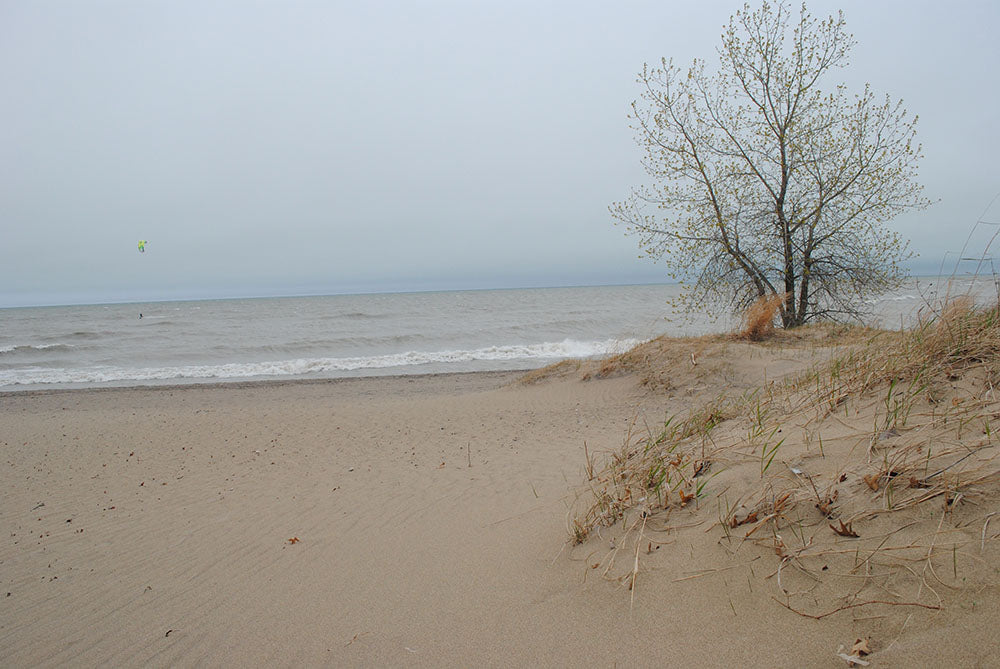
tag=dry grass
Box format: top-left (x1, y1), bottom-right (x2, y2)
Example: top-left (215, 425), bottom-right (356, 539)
top-left (521, 321), bottom-right (878, 393)
top-left (739, 292), bottom-right (786, 340)
top-left (569, 298), bottom-right (1000, 618)
top-left (585, 334), bottom-right (725, 390)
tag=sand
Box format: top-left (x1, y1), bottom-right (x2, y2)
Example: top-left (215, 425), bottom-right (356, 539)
top-left (2, 350), bottom-right (998, 667)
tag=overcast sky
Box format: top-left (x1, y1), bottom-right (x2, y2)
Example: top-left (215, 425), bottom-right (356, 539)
top-left (2, 1), bottom-right (998, 307)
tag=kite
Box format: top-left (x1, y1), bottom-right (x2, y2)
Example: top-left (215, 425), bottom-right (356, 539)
top-left (138, 240), bottom-right (147, 253)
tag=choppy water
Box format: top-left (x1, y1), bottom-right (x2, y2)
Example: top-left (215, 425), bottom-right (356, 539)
top-left (1, 278), bottom-right (995, 390)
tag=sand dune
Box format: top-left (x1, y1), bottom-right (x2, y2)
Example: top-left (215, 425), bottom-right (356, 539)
top-left (2, 338), bottom-right (998, 666)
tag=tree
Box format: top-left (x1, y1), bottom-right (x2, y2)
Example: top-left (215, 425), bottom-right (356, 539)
top-left (611, 1), bottom-right (930, 327)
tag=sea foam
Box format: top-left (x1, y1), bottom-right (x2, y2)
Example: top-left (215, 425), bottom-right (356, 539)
top-left (0, 338), bottom-right (640, 387)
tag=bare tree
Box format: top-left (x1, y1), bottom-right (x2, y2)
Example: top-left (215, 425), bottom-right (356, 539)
top-left (611, 1), bottom-right (930, 327)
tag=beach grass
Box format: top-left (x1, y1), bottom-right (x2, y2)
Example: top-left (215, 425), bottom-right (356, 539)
top-left (566, 297), bottom-right (1000, 621)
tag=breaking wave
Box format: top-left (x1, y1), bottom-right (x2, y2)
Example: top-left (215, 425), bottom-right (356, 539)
top-left (0, 338), bottom-right (640, 387)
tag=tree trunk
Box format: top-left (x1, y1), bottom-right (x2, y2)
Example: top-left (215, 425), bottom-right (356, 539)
top-left (781, 227), bottom-right (797, 328)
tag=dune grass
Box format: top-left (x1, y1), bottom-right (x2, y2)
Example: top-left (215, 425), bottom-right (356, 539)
top-left (568, 298), bottom-right (1000, 618)
top-left (739, 292), bottom-right (786, 340)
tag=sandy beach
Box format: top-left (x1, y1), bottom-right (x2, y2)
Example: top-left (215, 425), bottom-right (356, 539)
top-left (2, 336), bottom-right (999, 667)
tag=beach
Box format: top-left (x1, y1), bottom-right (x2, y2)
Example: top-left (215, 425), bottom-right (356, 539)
top-left (2, 342), bottom-right (999, 667)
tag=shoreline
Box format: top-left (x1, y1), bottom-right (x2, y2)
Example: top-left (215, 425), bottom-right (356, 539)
top-left (0, 367), bottom-right (533, 399)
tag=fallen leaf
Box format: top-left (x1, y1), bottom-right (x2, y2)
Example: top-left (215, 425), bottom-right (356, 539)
top-left (773, 537), bottom-right (787, 557)
top-left (678, 489), bottom-right (694, 507)
top-left (863, 474), bottom-right (880, 491)
top-left (830, 520), bottom-right (860, 538)
top-left (287, 537), bottom-right (300, 545)
top-left (851, 638), bottom-right (871, 656)
top-left (816, 490), bottom-right (839, 517)
top-left (729, 510), bottom-right (758, 528)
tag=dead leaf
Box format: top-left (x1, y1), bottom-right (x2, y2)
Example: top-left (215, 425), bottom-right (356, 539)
top-left (851, 638), bottom-right (871, 656)
top-left (816, 490), bottom-right (839, 517)
top-left (678, 489), bottom-right (694, 507)
top-left (830, 520), bottom-right (859, 538)
top-left (729, 510), bottom-right (758, 528)
top-left (863, 474), bottom-right (880, 491)
top-left (287, 537), bottom-right (300, 545)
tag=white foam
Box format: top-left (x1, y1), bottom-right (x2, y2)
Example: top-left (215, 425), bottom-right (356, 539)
top-left (0, 338), bottom-right (641, 387)
top-left (0, 343), bottom-right (75, 354)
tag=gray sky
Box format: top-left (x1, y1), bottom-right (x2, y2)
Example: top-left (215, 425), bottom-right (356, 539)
top-left (2, 1), bottom-right (998, 307)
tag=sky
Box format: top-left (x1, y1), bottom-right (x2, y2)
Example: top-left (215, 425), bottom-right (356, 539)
top-left (1, 1), bottom-right (998, 307)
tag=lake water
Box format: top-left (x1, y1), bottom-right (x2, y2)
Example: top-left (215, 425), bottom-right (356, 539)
top-left (1, 278), bottom-right (994, 391)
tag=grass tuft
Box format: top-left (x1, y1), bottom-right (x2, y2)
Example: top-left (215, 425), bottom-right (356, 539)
top-left (739, 293), bottom-right (786, 340)
top-left (570, 297), bottom-right (1000, 615)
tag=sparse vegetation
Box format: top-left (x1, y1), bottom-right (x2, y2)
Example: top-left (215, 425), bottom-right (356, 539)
top-left (517, 358), bottom-right (581, 385)
top-left (566, 297), bottom-right (1000, 620)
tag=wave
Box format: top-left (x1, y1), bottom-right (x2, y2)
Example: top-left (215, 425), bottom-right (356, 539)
top-left (67, 330), bottom-right (111, 339)
top-left (207, 333), bottom-right (433, 356)
top-left (0, 343), bottom-right (77, 355)
top-left (339, 311), bottom-right (385, 319)
top-left (0, 338), bottom-right (641, 387)
top-left (864, 294), bottom-right (921, 305)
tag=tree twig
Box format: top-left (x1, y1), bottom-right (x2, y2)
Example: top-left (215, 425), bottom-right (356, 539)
top-left (771, 596), bottom-right (940, 620)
